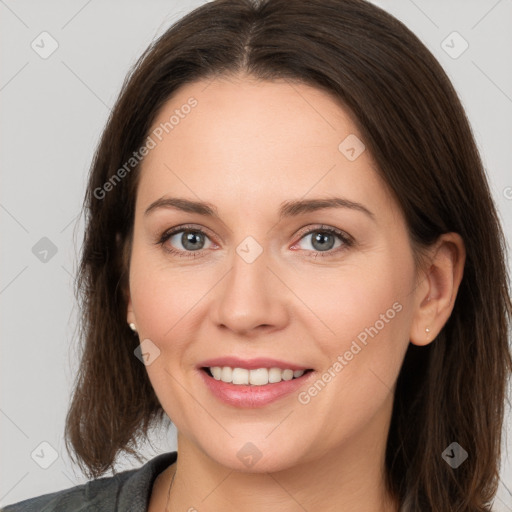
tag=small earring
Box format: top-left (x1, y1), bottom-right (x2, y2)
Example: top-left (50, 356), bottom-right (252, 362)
top-left (425, 327), bottom-right (430, 333)
top-left (129, 323), bottom-right (137, 332)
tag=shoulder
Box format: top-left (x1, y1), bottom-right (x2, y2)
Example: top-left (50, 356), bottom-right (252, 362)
top-left (1, 484), bottom-right (87, 512)
top-left (1, 451), bottom-right (178, 512)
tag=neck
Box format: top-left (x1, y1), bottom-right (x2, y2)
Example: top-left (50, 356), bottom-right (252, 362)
top-left (164, 397), bottom-right (399, 512)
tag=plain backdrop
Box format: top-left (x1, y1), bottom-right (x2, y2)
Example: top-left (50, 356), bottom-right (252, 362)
top-left (1, 0), bottom-right (511, 509)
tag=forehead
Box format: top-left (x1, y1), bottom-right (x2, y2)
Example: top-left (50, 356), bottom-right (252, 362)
top-left (136, 76), bottom-right (393, 220)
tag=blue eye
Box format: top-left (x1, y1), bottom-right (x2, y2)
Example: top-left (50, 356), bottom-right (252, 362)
top-left (157, 224), bottom-right (353, 259)
top-left (293, 226), bottom-right (353, 257)
top-left (294, 226), bottom-right (354, 258)
top-left (158, 225), bottom-right (213, 258)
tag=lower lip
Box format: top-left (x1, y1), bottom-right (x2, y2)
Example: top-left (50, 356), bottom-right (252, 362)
top-left (199, 369), bottom-right (314, 408)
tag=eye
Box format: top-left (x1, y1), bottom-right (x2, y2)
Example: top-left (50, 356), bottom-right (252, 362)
top-left (292, 225), bottom-right (353, 258)
top-left (157, 224), bottom-right (353, 259)
top-left (157, 225), bottom-right (214, 258)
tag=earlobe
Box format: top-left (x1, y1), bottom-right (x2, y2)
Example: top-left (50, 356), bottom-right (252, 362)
top-left (126, 295), bottom-right (136, 330)
top-left (409, 232), bottom-right (466, 346)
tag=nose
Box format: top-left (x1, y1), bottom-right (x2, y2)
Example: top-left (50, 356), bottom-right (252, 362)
top-left (210, 243), bottom-right (290, 337)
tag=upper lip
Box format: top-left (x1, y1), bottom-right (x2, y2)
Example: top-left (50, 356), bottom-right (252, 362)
top-left (198, 356), bottom-right (312, 371)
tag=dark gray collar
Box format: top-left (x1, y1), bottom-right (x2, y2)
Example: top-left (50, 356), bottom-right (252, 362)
top-left (84, 451), bottom-right (178, 511)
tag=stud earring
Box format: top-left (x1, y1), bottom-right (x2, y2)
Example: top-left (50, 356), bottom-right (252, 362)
top-left (129, 323), bottom-right (137, 333)
top-left (425, 327), bottom-right (430, 333)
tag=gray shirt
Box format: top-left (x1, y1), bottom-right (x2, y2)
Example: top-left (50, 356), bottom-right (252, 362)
top-left (1, 451), bottom-right (177, 511)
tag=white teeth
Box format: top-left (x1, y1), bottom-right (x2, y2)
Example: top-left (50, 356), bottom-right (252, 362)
top-left (220, 366), bottom-right (232, 382)
top-left (209, 366), bottom-right (306, 385)
top-left (249, 368), bottom-right (268, 386)
top-left (268, 367), bottom-right (283, 383)
top-left (232, 368), bottom-right (249, 385)
top-left (211, 367), bottom-right (222, 380)
top-left (282, 369), bottom-right (294, 381)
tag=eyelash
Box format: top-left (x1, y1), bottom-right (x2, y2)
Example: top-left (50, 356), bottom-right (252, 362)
top-left (156, 224), bottom-right (354, 259)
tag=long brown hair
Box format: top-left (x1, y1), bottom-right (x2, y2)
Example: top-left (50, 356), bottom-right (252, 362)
top-left (64, 0), bottom-right (512, 509)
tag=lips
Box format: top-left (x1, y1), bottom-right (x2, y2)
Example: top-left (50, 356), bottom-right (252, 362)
top-left (199, 368), bottom-right (315, 407)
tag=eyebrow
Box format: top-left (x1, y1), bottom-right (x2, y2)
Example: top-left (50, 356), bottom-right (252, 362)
top-left (144, 196), bottom-right (375, 221)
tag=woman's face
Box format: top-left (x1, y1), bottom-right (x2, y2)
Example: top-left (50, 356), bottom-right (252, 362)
top-left (127, 75), bottom-right (423, 472)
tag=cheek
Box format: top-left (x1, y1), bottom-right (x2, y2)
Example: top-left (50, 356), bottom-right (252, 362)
top-left (129, 244), bottom-right (205, 340)
top-left (128, 247), bottom-right (203, 412)
top-left (299, 254), bottom-right (412, 347)
top-left (293, 273), bottom-right (413, 447)
top-left (302, 251), bottom-right (414, 396)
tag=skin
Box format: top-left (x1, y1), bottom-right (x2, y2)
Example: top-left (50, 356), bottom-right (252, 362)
top-left (126, 74), bottom-right (465, 512)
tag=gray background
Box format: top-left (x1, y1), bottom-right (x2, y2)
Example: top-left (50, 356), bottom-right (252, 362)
top-left (1, 0), bottom-right (511, 509)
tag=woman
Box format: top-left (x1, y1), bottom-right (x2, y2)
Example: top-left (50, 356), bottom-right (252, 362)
top-left (3, 0), bottom-right (510, 510)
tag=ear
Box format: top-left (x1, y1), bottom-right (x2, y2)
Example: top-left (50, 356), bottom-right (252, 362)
top-left (126, 294), bottom-right (136, 327)
top-left (125, 282), bottom-right (139, 335)
top-left (118, 230), bottom-right (136, 328)
top-left (409, 232), bottom-right (466, 346)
